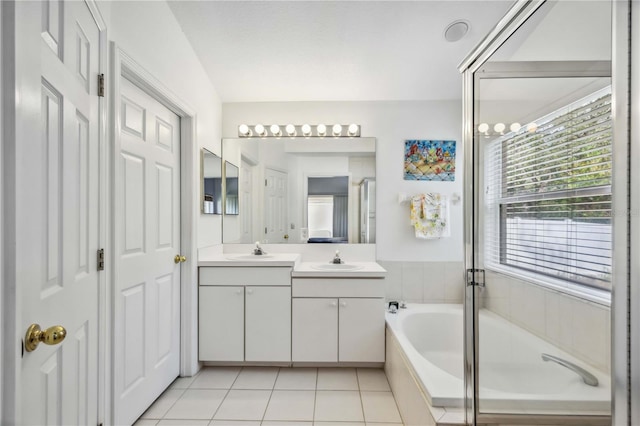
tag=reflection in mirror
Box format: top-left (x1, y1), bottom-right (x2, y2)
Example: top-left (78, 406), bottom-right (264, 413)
top-left (225, 161), bottom-right (239, 215)
top-left (201, 148), bottom-right (222, 214)
top-left (307, 176), bottom-right (349, 243)
top-left (222, 137), bottom-right (376, 244)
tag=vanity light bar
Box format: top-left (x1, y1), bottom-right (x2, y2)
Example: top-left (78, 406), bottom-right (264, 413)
top-left (238, 123), bottom-right (361, 138)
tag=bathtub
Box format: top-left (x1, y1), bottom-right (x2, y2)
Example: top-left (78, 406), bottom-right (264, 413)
top-left (385, 304), bottom-right (611, 415)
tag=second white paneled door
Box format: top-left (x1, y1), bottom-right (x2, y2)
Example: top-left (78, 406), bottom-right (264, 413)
top-left (115, 77), bottom-right (181, 425)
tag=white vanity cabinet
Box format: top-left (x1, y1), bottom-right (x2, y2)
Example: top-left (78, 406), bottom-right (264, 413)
top-left (199, 266), bottom-right (292, 362)
top-left (291, 277), bottom-right (385, 363)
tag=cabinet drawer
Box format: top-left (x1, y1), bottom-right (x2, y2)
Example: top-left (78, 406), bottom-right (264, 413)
top-left (200, 267), bottom-right (291, 286)
top-left (292, 278), bottom-right (384, 298)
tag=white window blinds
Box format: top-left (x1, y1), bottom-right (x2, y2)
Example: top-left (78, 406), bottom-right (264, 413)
top-left (484, 87), bottom-right (612, 290)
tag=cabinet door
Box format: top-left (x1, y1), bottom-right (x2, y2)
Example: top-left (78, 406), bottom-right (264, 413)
top-left (339, 298), bottom-right (385, 362)
top-left (292, 298), bottom-right (338, 362)
top-left (199, 286), bottom-right (244, 361)
top-left (245, 286), bottom-right (291, 362)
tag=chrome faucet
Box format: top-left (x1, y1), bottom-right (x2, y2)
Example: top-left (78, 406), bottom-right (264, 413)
top-left (541, 353), bottom-right (599, 386)
top-left (253, 241), bottom-right (266, 256)
top-left (332, 250), bottom-right (343, 264)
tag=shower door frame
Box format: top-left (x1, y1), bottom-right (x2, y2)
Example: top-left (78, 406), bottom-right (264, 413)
top-left (459, 1), bottom-right (632, 424)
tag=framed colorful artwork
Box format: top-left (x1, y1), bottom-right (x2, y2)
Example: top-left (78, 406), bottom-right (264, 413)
top-left (404, 140), bottom-right (456, 181)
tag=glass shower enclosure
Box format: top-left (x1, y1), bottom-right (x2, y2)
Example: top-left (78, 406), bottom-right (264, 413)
top-left (458, 0), bottom-right (630, 424)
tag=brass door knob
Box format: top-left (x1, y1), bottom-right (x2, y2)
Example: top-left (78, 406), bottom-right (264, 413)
top-left (25, 324), bottom-right (67, 352)
top-left (174, 254), bottom-right (187, 264)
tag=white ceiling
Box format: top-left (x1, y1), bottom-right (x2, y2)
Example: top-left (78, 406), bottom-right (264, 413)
top-left (167, 1), bottom-right (515, 102)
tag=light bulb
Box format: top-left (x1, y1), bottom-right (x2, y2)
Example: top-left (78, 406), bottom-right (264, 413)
top-left (510, 122), bottom-right (521, 133)
top-left (239, 124), bottom-right (251, 137)
top-left (254, 124), bottom-right (266, 137)
top-left (347, 123), bottom-right (359, 136)
top-left (270, 124), bottom-right (281, 137)
top-left (526, 122), bottom-right (538, 133)
top-left (285, 124), bottom-right (296, 136)
top-left (317, 124), bottom-right (327, 136)
top-left (301, 124), bottom-right (312, 137)
top-left (493, 123), bottom-right (505, 134)
top-left (477, 123), bottom-right (489, 133)
top-left (332, 124), bottom-right (343, 136)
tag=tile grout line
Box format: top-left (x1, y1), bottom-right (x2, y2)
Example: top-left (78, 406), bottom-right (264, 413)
top-left (148, 387), bottom-right (187, 421)
top-left (313, 367), bottom-right (319, 423)
top-left (356, 368), bottom-right (368, 423)
top-left (260, 367), bottom-right (280, 423)
top-left (206, 366), bottom-right (243, 422)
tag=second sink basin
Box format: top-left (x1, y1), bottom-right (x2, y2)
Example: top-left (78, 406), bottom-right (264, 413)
top-left (311, 263), bottom-right (363, 271)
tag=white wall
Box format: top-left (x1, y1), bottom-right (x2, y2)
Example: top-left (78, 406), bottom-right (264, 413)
top-left (223, 101), bottom-right (464, 262)
top-left (99, 0), bottom-right (223, 249)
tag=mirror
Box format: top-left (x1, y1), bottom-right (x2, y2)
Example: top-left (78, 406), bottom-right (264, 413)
top-left (222, 137), bottom-right (376, 244)
top-left (225, 161), bottom-right (239, 215)
top-left (201, 148), bottom-right (223, 214)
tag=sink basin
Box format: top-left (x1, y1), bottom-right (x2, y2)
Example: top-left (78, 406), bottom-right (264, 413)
top-left (311, 263), bottom-right (363, 271)
top-left (226, 254), bottom-right (275, 261)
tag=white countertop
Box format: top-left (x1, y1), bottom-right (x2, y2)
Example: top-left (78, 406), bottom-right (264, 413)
top-left (292, 261), bottom-right (386, 278)
top-left (198, 251), bottom-right (301, 267)
top-left (198, 246), bottom-right (385, 277)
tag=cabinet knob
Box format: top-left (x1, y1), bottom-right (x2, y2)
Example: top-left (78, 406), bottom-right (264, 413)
top-left (331, 301), bottom-right (337, 307)
top-left (236, 289), bottom-right (243, 295)
top-left (340, 301), bottom-right (347, 307)
top-left (247, 288), bottom-right (254, 295)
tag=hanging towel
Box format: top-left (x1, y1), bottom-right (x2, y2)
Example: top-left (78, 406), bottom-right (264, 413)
top-left (410, 193), bottom-right (450, 239)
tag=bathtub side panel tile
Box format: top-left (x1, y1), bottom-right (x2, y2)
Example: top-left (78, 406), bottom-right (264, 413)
top-left (384, 328), bottom-right (437, 426)
top-left (378, 261), bottom-right (402, 302)
top-left (401, 262), bottom-right (424, 303)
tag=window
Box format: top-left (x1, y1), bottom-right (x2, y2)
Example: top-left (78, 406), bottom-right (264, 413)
top-left (484, 87), bottom-right (612, 291)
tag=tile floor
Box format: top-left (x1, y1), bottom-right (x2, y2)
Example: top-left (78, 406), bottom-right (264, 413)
top-left (135, 367), bottom-right (404, 426)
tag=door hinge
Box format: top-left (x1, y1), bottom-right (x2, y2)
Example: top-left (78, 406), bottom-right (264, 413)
top-left (265, 227), bottom-right (268, 234)
top-left (265, 179), bottom-right (268, 186)
top-left (97, 249), bottom-right (105, 271)
top-left (98, 73), bottom-right (105, 97)
top-left (466, 268), bottom-right (485, 287)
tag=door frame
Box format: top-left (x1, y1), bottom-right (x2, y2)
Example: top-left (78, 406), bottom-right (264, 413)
top-left (108, 44), bottom-right (199, 425)
top-left (0, 1), bottom-right (107, 424)
top-left (459, 0), bottom-right (631, 424)
top-left (630, 0), bottom-right (640, 423)
top-left (0, 1), bottom-right (7, 422)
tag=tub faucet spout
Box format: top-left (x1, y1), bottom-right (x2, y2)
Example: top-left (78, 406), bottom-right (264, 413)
top-left (541, 353), bottom-right (598, 386)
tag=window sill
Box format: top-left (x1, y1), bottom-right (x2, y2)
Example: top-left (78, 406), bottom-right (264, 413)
top-left (484, 262), bottom-right (611, 307)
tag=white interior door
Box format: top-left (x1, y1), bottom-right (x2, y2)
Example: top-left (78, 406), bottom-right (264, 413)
top-left (17, 1), bottom-right (101, 424)
top-left (115, 77), bottom-right (181, 425)
top-left (264, 168), bottom-right (288, 243)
